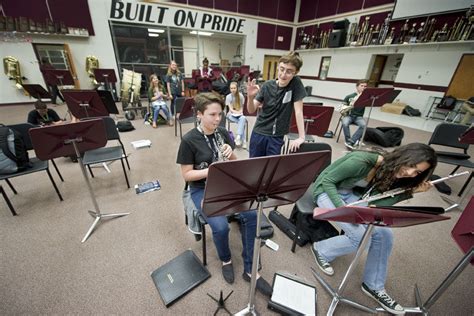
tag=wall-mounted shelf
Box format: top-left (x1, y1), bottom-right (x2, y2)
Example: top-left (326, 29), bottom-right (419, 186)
top-left (0, 30), bottom-right (89, 40)
top-left (296, 40), bottom-right (474, 53)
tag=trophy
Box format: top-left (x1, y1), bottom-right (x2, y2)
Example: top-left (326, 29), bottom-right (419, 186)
top-left (398, 19), bottom-right (409, 43)
top-left (408, 23), bottom-right (417, 43)
top-left (378, 13), bottom-right (391, 44)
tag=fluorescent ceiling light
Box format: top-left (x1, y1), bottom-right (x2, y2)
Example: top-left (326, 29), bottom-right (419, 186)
top-left (190, 31), bottom-right (213, 36)
top-left (148, 33), bottom-right (159, 37)
top-left (147, 28), bottom-right (165, 33)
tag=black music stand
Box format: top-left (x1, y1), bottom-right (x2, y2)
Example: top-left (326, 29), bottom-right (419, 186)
top-left (63, 90), bottom-right (109, 119)
top-left (403, 197), bottom-right (474, 314)
top-left (353, 88), bottom-right (400, 148)
top-left (22, 84), bottom-right (51, 105)
top-left (43, 69), bottom-right (74, 87)
top-left (29, 120), bottom-right (130, 243)
top-left (94, 68), bottom-right (118, 100)
top-left (97, 90), bottom-right (119, 115)
top-left (312, 205), bottom-right (449, 315)
top-left (202, 151), bottom-right (331, 315)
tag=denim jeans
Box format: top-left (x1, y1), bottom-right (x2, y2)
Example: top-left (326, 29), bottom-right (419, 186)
top-left (314, 190), bottom-right (393, 291)
top-left (227, 114), bottom-right (247, 140)
top-left (342, 115), bottom-right (366, 144)
top-left (190, 187), bottom-right (257, 274)
top-left (152, 102), bottom-right (171, 122)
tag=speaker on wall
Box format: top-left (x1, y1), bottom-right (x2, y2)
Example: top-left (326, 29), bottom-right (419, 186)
top-left (333, 19), bottom-right (349, 30)
top-left (328, 30), bottom-right (346, 48)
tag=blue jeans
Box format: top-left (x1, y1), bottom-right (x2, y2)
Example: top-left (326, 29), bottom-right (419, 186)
top-left (342, 115), bottom-right (366, 144)
top-left (315, 190), bottom-right (393, 291)
top-left (227, 114), bottom-right (247, 140)
top-left (171, 93), bottom-right (181, 116)
top-left (152, 102), bottom-right (171, 122)
top-left (190, 187), bottom-right (257, 274)
top-left (249, 132), bottom-right (284, 158)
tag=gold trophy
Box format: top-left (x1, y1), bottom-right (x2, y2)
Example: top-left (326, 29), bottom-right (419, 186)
top-left (3, 56), bottom-right (27, 94)
top-left (85, 55), bottom-right (99, 85)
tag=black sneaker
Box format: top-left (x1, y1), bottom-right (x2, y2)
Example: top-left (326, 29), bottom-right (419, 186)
top-left (242, 273), bottom-right (273, 297)
top-left (311, 245), bottom-right (334, 276)
top-left (361, 283), bottom-right (405, 315)
top-left (222, 263), bottom-right (234, 284)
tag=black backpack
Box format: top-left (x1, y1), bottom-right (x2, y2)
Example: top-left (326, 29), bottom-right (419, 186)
top-left (116, 120), bottom-right (135, 132)
top-left (0, 124), bottom-right (31, 174)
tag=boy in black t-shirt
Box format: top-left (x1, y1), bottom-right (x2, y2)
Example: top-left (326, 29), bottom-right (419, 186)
top-left (27, 101), bottom-right (63, 126)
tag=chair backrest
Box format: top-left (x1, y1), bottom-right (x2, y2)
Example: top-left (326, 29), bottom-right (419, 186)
top-left (295, 142), bottom-right (332, 181)
top-left (428, 123), bottom-right (469, 151)
top-left (102, 116), bottom-right (121, 141)
top-left (191, 69), bottom-right (200, 79)
top-left (179, 98), bottom-right (196, 120)
top-left (8, 123), bottom-right (37, 151)
top-left (175, 97), bottom-right (186, 114)
top-left (437, 96), bottom-right (457, 110)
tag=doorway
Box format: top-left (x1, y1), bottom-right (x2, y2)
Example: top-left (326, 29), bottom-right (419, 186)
top-left (367, 55), bottom-right (387, 87)
top-left (263, 55), bottom-right (280, 81)
top-left (446, 54), bottom-right (474, 99)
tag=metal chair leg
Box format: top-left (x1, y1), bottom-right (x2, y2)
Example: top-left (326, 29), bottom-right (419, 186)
top-left (5, 179), bottom-right (17, 194)
top-left (120, 158), bottom-right (130, 189)
top-left (1, 185), bottom-right (17, 216)
top-left (51, 159), bottom-right (64, 182)
top-left (46, 169), bottom-right (63, 201)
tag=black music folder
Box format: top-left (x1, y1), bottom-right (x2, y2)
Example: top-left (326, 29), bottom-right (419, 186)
top-left (151, 250), bottom-right (210, 307)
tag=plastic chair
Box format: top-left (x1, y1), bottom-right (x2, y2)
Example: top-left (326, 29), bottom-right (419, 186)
top-left (1, 123), bottom-right (64, 212)
top-left (81, 117), bottom-right (131, 188)
top-left (176, 98), bottom-right (197, 139)
top-left (428, 123), bottom-right (474, 196)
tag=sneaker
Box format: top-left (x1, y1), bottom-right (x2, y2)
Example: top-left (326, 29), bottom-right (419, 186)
top-left (354, 140), bottom-right (366, 147)
top-left (242, 273), bottom-right (273, 297)
top-left (222, 262), bottom-right (234, 284)
top-left (311, 245), bottom-right (334, 276)
top-left (242, 141), bottom-right (248, 149)
top-left (344, 141), bottom-right (354, 150)
top-left (361, 283), bottom-right (405, 315)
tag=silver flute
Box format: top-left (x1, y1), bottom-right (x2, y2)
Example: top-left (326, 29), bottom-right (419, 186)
top-left (348, 171), bottom-right (470, 206)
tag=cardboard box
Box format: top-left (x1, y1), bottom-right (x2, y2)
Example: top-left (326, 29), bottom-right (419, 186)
top-left (381, 102), bottom-right (407, 115)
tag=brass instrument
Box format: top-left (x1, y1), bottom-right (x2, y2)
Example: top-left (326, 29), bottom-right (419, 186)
top-left (348, 171), bottom-right (470, 206)
top-left (85, 55), bottom-right (99, 85)
top-left (3, 56), bottom-right (26, 91)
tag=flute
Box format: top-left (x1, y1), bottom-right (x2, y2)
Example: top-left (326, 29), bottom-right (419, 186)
top-left (348, 171), bottom-right (470, 206)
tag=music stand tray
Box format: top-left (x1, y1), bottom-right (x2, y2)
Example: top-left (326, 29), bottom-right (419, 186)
top-left (97, 90), bottom-right (119, 115)
top-left (43, 69), bottom-right (75, 87)
top-left (22, 84), bottom-right (51, 101)
top-left (459, 126), bottom-right (474, 144)
top-left (63, 90), bottom-right (110, 119)
top-left (312, 205), bottom-right (449, 315)
top-left (93, 68), bottom-right (117, 84)
top-left (29, 120), bottom-right (130, 243)
top-left (202, 151), bottom-right (331, 315)
top-left (352, 88), bottom-right (400, 148)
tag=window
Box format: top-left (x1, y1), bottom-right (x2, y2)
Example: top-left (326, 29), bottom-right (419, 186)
top-left (319, 56), bottom-right (331, 80)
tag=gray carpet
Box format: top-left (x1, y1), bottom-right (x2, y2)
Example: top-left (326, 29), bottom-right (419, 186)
top-left (0, 102), bottom-right (472, 315)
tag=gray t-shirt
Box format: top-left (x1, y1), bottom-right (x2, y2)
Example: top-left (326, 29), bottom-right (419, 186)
top-left (254, 76), bottom-right (306, 136)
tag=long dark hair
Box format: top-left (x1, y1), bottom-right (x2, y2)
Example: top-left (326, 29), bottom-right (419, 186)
top-left (371, 143), bottom-right (437, 193)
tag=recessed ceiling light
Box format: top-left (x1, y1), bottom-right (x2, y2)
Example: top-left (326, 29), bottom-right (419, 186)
top-left (190, 31), bottom-right (213, 36)
top-left (148, 33), bottom-right (159, 37)
top-left (147, 28), bottom-right (165, 33)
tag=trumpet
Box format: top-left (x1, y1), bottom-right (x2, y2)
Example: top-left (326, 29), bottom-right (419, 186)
top-left (3, 56), bottom-right (27, 92)
top-left (348, 171), bottom-right (470, 206)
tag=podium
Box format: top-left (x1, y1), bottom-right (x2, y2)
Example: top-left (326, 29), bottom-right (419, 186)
top-left (353, 88), bottom-right (400, 148)
top-left (397, 197), bottom-right (474, 314)
top-left (312, 205), bottom-right (449, 315)
top-left (202, 151), bottom-right (331, 315)
top-left (29, 120), bottom-right (129, 243)
top-left (94, 68), bottom-right (118, 101)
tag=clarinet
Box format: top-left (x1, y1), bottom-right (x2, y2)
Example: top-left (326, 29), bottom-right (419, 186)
top-left (214, 130), bottom-right (228, 161)
top-left (348, 171), bottom-right (470, 206)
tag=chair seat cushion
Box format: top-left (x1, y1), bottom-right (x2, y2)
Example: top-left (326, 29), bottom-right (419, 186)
top-left (295, 186), bottom-right (317, 215)
top-left (436, 151), bottom-right (470, 160)
top-left (0, 157), bottom-right (48, 180)
top-left (82, 146), bottom-right (124, 165)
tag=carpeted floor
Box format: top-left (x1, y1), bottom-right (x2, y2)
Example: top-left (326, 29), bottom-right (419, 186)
top-left (0, 101), bottom-right (472, 315)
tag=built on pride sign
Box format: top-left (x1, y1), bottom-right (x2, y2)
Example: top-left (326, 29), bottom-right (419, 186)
top-left (110, 0), bottom-right (246, 34)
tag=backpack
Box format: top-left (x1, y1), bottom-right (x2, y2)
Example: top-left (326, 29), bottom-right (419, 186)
top-left (0, 124), bottom-right (31, 174)
top-left (116, 120), bottom-right (135, 132)
top-left (288, 206), bottom-right (339, 243)
top-left (438, 96), bottom-right (457, 110)
top-left (403, 105), bottom-right (422, 117)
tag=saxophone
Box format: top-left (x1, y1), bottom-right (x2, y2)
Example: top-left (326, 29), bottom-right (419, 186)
top-left (85, 55), bottom-right (99, 85)
top-left (3, 56), bottom-right (25, 91)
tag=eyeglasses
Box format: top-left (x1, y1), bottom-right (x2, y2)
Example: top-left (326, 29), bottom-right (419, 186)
top-left (278, 66), bottom-right (296, 76)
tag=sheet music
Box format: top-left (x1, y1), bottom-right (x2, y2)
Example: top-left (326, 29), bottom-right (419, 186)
top-left (271, 274), bottom-right (316, 315)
